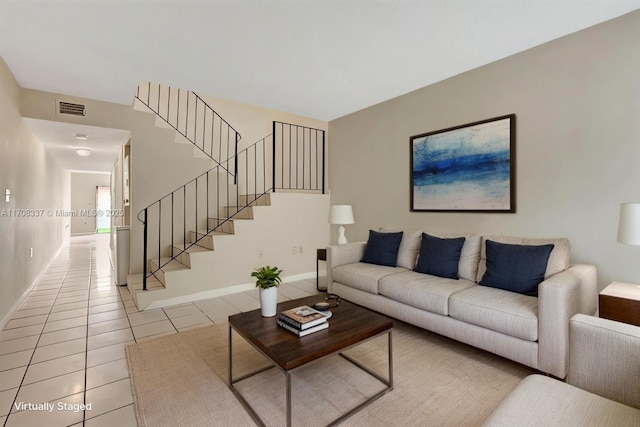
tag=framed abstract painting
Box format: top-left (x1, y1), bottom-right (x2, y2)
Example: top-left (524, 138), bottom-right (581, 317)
top-left (410, 114), bottom-right (515, 212)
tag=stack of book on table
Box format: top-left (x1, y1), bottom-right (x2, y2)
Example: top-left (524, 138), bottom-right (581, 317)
top-left (277, 305), bottom-right (330, 336)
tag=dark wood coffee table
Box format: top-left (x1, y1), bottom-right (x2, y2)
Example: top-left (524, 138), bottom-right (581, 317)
top-left (228, 295), bottom-right (393, 426)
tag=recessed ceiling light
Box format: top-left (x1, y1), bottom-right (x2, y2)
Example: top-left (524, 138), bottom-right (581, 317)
top-left (74, 133), bottom-right (88, 140)
top-left (76, 149), bottom-right (91, 157)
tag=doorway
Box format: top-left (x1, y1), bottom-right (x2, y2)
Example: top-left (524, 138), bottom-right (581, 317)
top-left (96, 186), bottom-right (111, 233)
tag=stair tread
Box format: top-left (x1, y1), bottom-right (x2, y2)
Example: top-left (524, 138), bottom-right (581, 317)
top-left (129, 275), bottom-right (165, 292)
top-left (150, 258), bottom-right (188, 271)
top-left (153, 256), bottom-right (177, 264)
top-left (161, 260), bottom-right (189, 271)
top-left (144, 277), bottom-right (165, 290)
top-left (194, 230), bottom-right (233, 236)
top-left (173, 243), bottom-right (212, 253)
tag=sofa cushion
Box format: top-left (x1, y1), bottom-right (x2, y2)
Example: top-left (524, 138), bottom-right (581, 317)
top-left (426, 232), bottom-right (481, 282)
top-left (414, 233), bottom-right (465, 279)
top-left (476, 235), bottom-right (570, 283)
top-left (481, 374), bottom-right (640, 427)
top-left (378, 270), bottom-right (476, 315)
top-left (332, 263), bottom-right (404, 295)
top-left (449, 285), bottom-right (538, 341)
top-left (479, 240), bottom-right (554, 297)
top-left (379, 228), bottom-right (421, 270)
top-left (361, 230), bottom-right (404, 267)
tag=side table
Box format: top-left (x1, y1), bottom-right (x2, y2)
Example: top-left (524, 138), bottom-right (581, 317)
top-left (316, 248), bottom-right (327, 292)
top-left (599, 281), bottom-right (640, 327)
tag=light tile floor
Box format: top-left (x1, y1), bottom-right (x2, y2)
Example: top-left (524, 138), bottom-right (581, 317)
top-left (0, 234), bottom-right (321, 427)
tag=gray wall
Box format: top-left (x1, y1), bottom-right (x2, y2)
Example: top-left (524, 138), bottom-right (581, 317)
top-left (328, 10), bottom-right (640, 289)
top-left (0, 57), bottom-right (70, 323)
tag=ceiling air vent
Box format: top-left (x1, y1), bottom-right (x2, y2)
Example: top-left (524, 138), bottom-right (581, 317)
top-left (58, 101), bottom-right (86, 117)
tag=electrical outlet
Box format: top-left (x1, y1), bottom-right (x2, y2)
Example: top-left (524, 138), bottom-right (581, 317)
top-left (292, 246), bottom-right (298, 255)
top-left (298, 246), bottom-right (303, 254)
top-left (258, 250), bottom-right (263, 258)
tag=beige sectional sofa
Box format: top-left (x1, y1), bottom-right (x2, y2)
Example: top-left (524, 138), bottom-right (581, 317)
top-left (483, 314), bottom-right (640, 426)
top-left (327, 230), bottom-right (598, 378)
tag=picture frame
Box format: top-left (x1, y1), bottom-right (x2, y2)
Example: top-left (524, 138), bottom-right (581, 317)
top-left (410, 114), bottom-right (515, 212)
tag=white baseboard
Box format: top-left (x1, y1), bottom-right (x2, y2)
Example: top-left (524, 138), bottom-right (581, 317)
top-left (143, 271), bottom-right (316, 310)
top-left (0, 244), bottom-right (64, 330)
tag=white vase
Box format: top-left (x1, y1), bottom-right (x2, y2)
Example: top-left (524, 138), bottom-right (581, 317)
top-left (259, 287), bottom-right (278, 317)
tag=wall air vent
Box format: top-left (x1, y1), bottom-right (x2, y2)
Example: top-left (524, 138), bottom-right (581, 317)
top-left (58, 101), bottom-right (86, 116)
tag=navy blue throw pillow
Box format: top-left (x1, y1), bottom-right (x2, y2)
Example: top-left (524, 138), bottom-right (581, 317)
top-left (361, 230), bottom-right (404, 267)
top-left (414, 233), bottom-right (465, 279)
top-left (480, 240), bottom-right (554, 297)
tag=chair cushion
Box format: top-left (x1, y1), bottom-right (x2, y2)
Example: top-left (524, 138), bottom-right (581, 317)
top-left (481, 375), bottom-right (640, 427)
top-left (361, 230), bottom-right (404, 267)
top-left (332, 263), bottom-right (404, 294)
top-left (414, 233), bottom-right (465, 279)
top-left (378, 271), bottom-right (476, 315)
top-left (449, 285), bottom-right (538, 341)
top-left (479, 240), bottom-right (554, 297)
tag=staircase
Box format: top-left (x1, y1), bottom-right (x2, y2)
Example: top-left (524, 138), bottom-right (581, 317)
top-left (129, 82), bottom-right (326, 309)
top-left (135, 81), bottom-right (240, 165)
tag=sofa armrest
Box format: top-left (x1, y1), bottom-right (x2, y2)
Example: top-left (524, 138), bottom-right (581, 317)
top-left (568, 314), bottom-right (640, 409)
top-left (537, 264), bottom-right (597, 378)
top-left (326, 242), bottom-right (366, 293)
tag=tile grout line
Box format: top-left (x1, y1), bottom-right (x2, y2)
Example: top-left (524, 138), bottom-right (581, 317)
top-left (162, 300), bottom-right (211, 332)
top-left (81, 241), bottom-right (94, 427)
top-left (81, 243), bottom-right (131, 426)
top-left (2, 246), bottom-right (84, 427)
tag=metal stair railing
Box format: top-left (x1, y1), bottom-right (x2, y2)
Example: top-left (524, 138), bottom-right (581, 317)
top-left (137, 135), bottom-right (273, 290)
top-left (137, 115), bottom-right (326, 291)
top-left (136, 82), bottom-right (241, 177)
top-left (272, 121), bottom-right (325, 193)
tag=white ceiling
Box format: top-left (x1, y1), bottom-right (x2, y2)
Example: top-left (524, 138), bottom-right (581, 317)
top-left (24, 118), bottom-right (130, 174)
top-left (2, 1), bottom-right (640, 172)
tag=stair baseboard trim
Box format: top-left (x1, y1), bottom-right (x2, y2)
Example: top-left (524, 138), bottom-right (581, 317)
top-left (142, 271), bottom-right (316, 311)
top-left (144, 283), bottom-right (254, 310)
top-left (281, 271), bottom-right (316, 283)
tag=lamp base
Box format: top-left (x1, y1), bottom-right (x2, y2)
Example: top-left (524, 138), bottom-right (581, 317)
top-left (337, 225), bottom-right (348, 245)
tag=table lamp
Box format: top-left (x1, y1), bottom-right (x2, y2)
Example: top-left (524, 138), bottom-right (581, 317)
top-left (330, 205), bottom-right (354, 244)
top-left (618, 203), bottom-right (640, 245)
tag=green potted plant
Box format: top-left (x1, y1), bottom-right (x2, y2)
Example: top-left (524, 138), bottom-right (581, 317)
top-left (251, 265), bottom-right (282, 317)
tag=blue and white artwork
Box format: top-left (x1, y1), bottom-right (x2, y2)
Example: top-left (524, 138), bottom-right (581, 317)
top-left (411, 115), bottom-right (514, 212)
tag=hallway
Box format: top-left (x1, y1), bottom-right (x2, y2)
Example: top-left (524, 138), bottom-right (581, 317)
top-left (0, 234), bottom-right (320, 426)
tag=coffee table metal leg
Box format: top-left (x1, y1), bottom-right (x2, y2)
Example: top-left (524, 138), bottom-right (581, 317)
top-left (388, 329), bottom-right (393, 388)
top-left (339, 329), bottom-right (393, 389)
top-left (286, 371), bottom-right (292, 427)
top-left (228, 326), bottom-right (268, 427)
top-left (228, 325), bottom-right (232, 386)
top-left (229, 326), bottom-right (393, 426)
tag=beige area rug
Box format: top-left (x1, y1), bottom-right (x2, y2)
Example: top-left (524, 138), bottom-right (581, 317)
top-left (126, 322), bottom-right (534, 427)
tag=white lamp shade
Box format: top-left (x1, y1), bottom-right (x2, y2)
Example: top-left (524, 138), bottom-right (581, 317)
top-left (329, 205), bottom-right (354, 225)
top-left (618, 203), bottom-right (640, 245)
